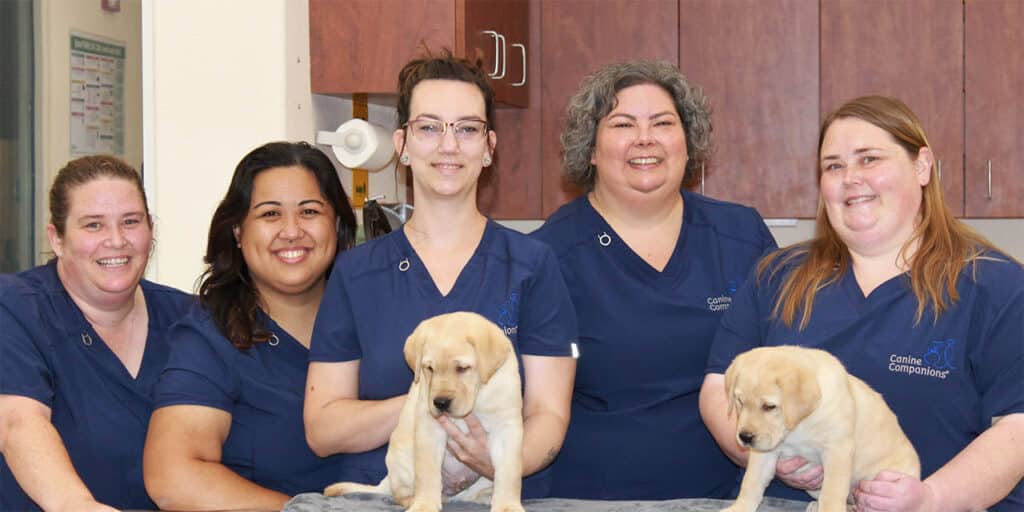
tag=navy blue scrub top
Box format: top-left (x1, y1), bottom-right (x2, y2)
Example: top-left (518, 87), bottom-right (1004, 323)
top-left (153, 306), bottom-right (346, 495)
top-left (532, 191), bottom-right (777, 500)
top-left (707, 249), bottom-right (1024, 510)
top-left (0, 260), bottom-right (192, 510)
top-left (309, 220), bottom-right (578, 498)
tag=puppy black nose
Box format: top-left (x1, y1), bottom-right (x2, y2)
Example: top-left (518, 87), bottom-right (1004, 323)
top-left (738, 431), bottom-right (755, 445)
top-left (433, 397), bottom-right (452, 412)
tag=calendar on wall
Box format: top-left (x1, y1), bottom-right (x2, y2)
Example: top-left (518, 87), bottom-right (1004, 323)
top-left (69, 31), bottom-right (125, 156)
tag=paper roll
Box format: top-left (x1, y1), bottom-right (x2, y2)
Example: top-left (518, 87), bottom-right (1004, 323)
top-left (316, 119), bottom-right (395, 171)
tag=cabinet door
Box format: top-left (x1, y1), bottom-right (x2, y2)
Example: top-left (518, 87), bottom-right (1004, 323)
top-left (680, 0), bottom-right (818, 218)
top-left (965, 0), bottom-right (1024, 217)
top-left (477, 0), bottom-right (541, 218)
top-left (466, 0), bottom-right (530, 107)
top-left (540, 0), bottom-right (679, 216)
top-left (820, 0), bottom-right (964, 215)
top-left (310, 0), bottom-right (456, 94)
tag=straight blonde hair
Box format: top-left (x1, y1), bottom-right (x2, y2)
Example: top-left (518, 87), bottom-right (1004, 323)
top-left (761, 96), bottom-right (1012, 329)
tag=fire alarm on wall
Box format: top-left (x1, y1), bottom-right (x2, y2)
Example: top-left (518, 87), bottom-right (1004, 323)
top-left (101, 0), bottom-right (121, 13)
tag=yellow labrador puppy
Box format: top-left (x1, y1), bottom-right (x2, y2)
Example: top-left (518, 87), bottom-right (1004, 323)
top-left (722, 346), bottom-right (919, 512)
top-left (324, 311), bottom-right (525, 512)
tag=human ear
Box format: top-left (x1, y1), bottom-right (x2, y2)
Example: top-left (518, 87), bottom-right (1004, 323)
top-left (915, 147), bottom-right (934, 187)
top-left (46, 224), bottom-right (64, 258)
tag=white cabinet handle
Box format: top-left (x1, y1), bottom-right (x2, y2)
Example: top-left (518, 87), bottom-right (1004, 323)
top-left (700, 162), bottom-right (706, 195)
top-left (482, 30), bottom-right (501, 77)
top-left (511, 43), bottom-right (526, 86)
top-left (986, 160), bottom-right (993, 199)
top-left (493, 32), bottom-right (507, 79)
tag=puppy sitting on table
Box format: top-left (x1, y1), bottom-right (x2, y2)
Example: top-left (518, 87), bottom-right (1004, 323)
top-left (324, 311), bottom-right (525, 512)
top-left (722, 346), bottom-right (919, 512)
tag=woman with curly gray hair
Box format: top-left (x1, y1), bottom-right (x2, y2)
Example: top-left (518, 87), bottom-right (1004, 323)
top-left (533, 60), bottom-right (777, 500)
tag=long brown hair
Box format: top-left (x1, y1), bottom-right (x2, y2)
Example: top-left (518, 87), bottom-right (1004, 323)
top-left (761, 96), bottom-right (1009, 328)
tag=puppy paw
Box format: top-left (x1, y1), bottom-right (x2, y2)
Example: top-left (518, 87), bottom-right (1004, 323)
top-left (406, 500), bottom-right (442, 512)
top-left (323, 482), bottom-right (347, 497)
top-left (490, 501), bottom-right (525, 512)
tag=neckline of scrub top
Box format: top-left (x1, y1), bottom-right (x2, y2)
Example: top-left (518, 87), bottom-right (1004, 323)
top-left (838, 264), bottom-right (910, 314)
top-left (257, 309), bottom-right (312, 360)
top-left (581, 192), bottom-right (691, 285)
top-left (392, 219), bottom-right (496, 300)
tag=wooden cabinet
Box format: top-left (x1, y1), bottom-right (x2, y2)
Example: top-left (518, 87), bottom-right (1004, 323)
top-left (680, 0), bottom-right (819, 218)
top-left (539, 0), bottom-right (679, 216)
top-left (310, 0), bottom-right (529, 107)
top-left (821, 0), bottom-right (964, 216)
top-left (477, 0), bottom-right (542, 218)
top-left (965, 0), bottom-right (1024, 217)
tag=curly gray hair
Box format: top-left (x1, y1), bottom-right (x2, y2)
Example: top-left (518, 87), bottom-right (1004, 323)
top-left (560, 60), bottom-right (713, 190)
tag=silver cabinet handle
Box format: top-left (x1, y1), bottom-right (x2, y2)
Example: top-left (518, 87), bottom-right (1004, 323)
top-left (511, 43), bottom-right (526, 86)
top-left (936, 159), bottom-right (942, 182)
top-left (493, 32), bottom-right (507, 79)
top-left (482, 30), bottom-right (501, 77)
top-left (986, 160), bottom-right (992, 199)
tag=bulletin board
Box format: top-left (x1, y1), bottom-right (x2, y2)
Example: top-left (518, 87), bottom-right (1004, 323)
top-left (69, 31), bottom-right (125, 156)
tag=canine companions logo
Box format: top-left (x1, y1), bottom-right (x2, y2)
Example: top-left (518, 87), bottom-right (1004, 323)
top-left (888, 339), bottom-right (957, 379)
top-left (496, 292), bottom-right (519, 336)
top-left (706, 278), bottom-right (742, 312)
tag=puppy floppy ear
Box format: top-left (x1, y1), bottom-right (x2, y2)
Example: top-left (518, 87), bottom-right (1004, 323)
top-left (724, 361), bottom-right (740, 418)
top-left (403, 326), bottom-right (427, 383)
top-left (468, 319), bottom-right (513, 384)
top-left (778, 366), bottom-right (821, 430)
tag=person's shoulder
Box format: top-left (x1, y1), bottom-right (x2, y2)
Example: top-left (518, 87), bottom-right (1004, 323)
top-left (334, 230), bottom-right (406, 280)
top-left (0, 263), bottom-right (55, 305)
top-left (485, 221), bottom-right (559, 269)
top-left (140, 279), bottom-right (194, 305)
top-left (685, 191), bottom-right (769, 240)
top-left (531, 196), bottom-right (592, 255)
top-left (966, 250), bottom-right (1024, 296)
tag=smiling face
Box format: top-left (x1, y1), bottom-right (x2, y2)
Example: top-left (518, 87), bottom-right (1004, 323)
top-left (591, 83), bottom-right (687, 205)
top-left (235, 165), bottom-right (338, 301)
top-left (394, 79), bottom-right (496, 201)
top-left (819, 117), bottom-right (932, 257)
top-left (48, 177), bottom-right (153, 305)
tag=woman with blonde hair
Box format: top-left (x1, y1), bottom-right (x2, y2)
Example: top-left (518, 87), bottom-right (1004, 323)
top-left (701, 96), bottom-right (1024, 511)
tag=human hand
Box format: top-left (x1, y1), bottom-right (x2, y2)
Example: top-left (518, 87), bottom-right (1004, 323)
top-left (775, 456), bottom-right (823, 490)
top-left (853, 470), bottom-right (935, 512)
top-left (438, 413), bottom-right (494, 479)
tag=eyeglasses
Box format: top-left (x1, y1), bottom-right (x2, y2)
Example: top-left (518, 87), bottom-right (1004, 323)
top-left (404, 118), bottom-right (489, 144)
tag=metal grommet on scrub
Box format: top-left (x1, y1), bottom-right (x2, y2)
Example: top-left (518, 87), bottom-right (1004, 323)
top-left (597, 232), bottom-right (612, 247)
top-left (269, 334), bottom-right (280, 346)
top-left (398, 258), bottom-right (411, 272)
top-left (81, 333), bottom-right (93, 346)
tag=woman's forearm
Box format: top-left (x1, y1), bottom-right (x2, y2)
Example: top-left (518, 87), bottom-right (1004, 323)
top-left (0, 401), bottom-right (110, 512)
top-left (698, 373), bottom-right (748, 466)
top-left (304, 394), bottom-right (405, 456)
top-left (521, 408), bottom-right (569, 476)
top-left (144, 456), bottom-right (288, 511)
top-left (925, 413), bottom-right (1024, 510)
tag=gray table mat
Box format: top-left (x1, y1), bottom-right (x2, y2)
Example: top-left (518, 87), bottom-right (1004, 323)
top-left (284, 493), bottom-right (808, 512)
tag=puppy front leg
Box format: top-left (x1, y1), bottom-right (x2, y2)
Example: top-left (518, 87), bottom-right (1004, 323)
top-left (723, 450), bottom-right (779, 512)
top-left (407, 419), bottom-right (446, 512)
top-left (817, 441), bottom-right (854, 512)
top-left (488, 425), bottom-right (524, 512)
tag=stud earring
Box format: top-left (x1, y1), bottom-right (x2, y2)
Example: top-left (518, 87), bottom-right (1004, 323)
top-left (483, 155), bottom-right (492, 167)
top-left (400, 154), bottom-right (410, 165)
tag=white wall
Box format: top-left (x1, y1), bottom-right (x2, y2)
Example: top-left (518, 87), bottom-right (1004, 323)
top-left (141, 0), bottom-right (1024, 293)
top-left (35, 0), bottom-right (142, 259)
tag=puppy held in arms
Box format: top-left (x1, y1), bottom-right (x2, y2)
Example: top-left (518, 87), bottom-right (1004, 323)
top-left (722, 346), bottom-right (919, 512)
top-left (324, 311), bottom-right (525, 512)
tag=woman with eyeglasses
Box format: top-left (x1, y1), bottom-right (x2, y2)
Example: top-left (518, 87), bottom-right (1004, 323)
top-left (304, 52), bottom-right (578, 500)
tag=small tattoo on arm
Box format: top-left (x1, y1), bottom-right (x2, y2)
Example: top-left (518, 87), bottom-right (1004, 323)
top-left (541, 448), bottom-right (558, 467)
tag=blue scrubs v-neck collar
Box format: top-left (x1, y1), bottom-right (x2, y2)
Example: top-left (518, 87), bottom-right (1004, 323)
top-left (391, 219), bottom-right (497, 300)
top-left (41, 261), bottom-right (165, 422)
top-left (580, 192), bottom-right (691, 286)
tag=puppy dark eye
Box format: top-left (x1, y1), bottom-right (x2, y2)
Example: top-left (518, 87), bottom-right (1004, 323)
top-left (455, 365), bottom-right (470, 374)
top-left (762, 403), bottom-right (777, 411)
top-left (424, 365), bottom-right (434, 373)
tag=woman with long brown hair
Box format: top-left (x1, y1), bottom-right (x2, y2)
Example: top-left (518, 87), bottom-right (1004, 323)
top-left (700, 96), bottom-right (1024, 510)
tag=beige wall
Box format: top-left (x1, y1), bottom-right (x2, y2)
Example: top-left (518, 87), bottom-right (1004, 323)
top-left (35, 0), bottom-right (142, 260)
